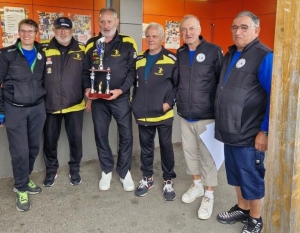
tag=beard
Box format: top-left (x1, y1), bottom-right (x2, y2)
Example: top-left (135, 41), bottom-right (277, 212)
top-left (55, 34), bottom-right (72, 46)
top-left (101, 26), bottom-right (117, 38)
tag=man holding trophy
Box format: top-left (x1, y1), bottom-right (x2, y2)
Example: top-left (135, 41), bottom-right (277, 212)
top-left (83, 7), bottom-right (137, 192)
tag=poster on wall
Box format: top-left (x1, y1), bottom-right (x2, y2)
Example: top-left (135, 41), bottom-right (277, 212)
top-left (1, 7), bottom-right (27, 47)
top-left (37, 11), bottom-right (63, 42)
top-left (165, 20), bottom-right (180, 49)
top-left (142, 23), bottom-right (149, 38)
top-left (68, 13), bottom-right (91, 44)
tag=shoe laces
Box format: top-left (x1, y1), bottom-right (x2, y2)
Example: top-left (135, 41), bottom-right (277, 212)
top-left (201, 197), bottom-right (211, 210)
top-left (70, 171), bottom-right (79, 178)
top-left (138, 177), bottom-right (149, 189)
top-left (244, 218), bottom-right (262, 233)
top-left (28, 180), bottom-right (37, 188)
top-left (18, 191), bottom-right (28, 204)
top-left (163, 180), bottom-right (174, 192)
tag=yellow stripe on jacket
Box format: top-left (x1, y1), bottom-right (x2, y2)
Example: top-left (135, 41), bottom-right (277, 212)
top-left (137, 109), bottom-right (174, 122)
top-left (53, 99), bottom-right (85, 114)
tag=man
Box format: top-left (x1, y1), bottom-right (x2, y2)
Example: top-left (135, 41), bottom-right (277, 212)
top-left (0, 19), bottom-right (46, 211)
top-left (132, 23), bottom-right (178, 201)
top-left (215, 11), bottom-right (273, 233)
top-left (83, 8), bottom-right (137, 191)
top-left (42, 17), bottom-right (90, 187)
top-left (176, 15), bottom-right (223, 219)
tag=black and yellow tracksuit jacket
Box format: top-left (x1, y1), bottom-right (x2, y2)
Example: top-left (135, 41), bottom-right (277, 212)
top-left (132, 47), bottom-right (178, 126)
top-left (42, 38), bottom-right (85, 113)
top-left (82, 31), bottom-right (137, 100)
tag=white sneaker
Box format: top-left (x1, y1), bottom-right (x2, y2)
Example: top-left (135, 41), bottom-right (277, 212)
top-left (120, 171), bottom-right (135, 191)
top-left (99, 171), bottom-right (112, 191)
top-left (181, 184), bottom-right (204, 203)
top-left (198, 196), bottom-right (214, 220)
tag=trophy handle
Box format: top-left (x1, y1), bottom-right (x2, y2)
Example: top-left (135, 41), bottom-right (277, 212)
top-left (90, 67), bottom-right (95, 93)
top-left (105, 68), bottom-right (111, 94)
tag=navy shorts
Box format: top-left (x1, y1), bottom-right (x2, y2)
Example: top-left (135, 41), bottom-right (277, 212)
top-left (224, 144), bottom-right (265, 200)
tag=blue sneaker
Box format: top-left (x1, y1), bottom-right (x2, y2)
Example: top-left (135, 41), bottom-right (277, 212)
top-left (135, 177), bottom-right (153, 197)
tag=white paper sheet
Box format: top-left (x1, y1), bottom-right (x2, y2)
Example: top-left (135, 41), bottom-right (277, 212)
top-left (199, 122), bottom-right (224, 170)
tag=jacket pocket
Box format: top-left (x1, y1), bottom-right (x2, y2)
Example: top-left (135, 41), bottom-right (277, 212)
top-left (13, 82), bottom-right (34, 104)
top-left (217, 103), bottom-right (242, 134)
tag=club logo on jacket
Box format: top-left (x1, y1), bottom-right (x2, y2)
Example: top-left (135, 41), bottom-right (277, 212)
top-left (47, 67), bottom-right (52, 74)
top-left (196, 53), bottom-right (205, 62)
top-left (37, 52), bottom-right (42, 60)
top-left (46, 57), bottom-right (52, 65)
top-left (73, 53), bottom-right (82, 60)
top-left (111, 49), bottom-right (121, 57)
top-left (154, 67), bottom-right (163, 76)
top-left (236, 58), bottom-right (246, 68)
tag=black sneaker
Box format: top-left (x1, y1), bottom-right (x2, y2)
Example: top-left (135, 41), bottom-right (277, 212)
top-left (217, 204), bottom-right (249, 224)
top-left (69, 171), bottom-right (82, 186)
top-left (16, 191), bottom-right (30, 212)
top-left (163, 180), bottom-right (176, 201)
top-left (135, 177), bottom-right (153, 197)
top-left (13, 180), bottom-right (42, 194)
top-left (242, 217), bottom-right (263, 233)
top-left (43, 171), bottom-right (58, 187)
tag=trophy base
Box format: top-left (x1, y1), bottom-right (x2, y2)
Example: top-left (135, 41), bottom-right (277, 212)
top-left (89, 92), bottom-right (111, 99)
top-left (89, 68), bottom-right (110, 73)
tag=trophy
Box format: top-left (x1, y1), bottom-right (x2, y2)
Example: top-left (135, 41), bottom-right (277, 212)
top-left (88, 37), bottom-right (111, 99)
top-left (96, 37), bottom-right (105, 70)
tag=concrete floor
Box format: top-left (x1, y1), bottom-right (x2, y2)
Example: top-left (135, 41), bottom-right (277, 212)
top-left (0, 143), bottom-right (244, 233)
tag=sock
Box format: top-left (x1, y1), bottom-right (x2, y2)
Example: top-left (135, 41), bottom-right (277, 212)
top-left (204, 190), bottom-right (214, 199)
top-left (193, 179), bottom-right (202, 188)
top-left (237, 205), bottom-right (250, 214)
top-left (251, 216), bottom-right (262, 223)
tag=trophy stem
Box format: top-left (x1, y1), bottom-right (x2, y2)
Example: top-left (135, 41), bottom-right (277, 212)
top-left (105, 68), bottom-right (111, 94)
top-left (90, 67), bottom-right (95, 93)
top-left (99, 59), bottom-right (104, 70)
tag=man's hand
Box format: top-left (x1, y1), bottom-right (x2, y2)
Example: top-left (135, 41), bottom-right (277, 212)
top-left (163, 103), bottom-right (170, 112)
top-left (85, 99), bottom-right (92, 112)
top-left (85, 88), bottom-right (97, 100)
top-left (106, 89), bottom-right (123, 100)
top-left (255, 131), bottom-right (268, 152)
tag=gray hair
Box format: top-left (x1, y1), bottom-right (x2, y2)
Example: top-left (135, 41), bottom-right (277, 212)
top-left (145, 22), bottom-right (164, 38)
top-left (180, 15), bottom-right (201, 29)
top-left (99, 7), bottom-right (118, 18)
top-left (235, 11), bottom-right (260, 27)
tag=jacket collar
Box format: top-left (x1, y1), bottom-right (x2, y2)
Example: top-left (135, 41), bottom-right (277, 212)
top-left (228, 37), bottom-right (260, 53)
top-left (14, 38), bottom-right (42, 50)
top-left (97, 30), bottom-right (120, 44)
top-left (143, 46), bottom-right (165, 59)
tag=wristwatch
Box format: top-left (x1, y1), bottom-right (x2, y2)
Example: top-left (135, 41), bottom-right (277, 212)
top-left (261, 131), bottom-right (268, 137)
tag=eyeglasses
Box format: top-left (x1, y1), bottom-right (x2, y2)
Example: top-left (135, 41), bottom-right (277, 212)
top-left (230, 25), bottom-right (255, 33)
top-left (55, 28), bottom-right (71, 32)
top-left (19, 30), bottom-right (36, 34)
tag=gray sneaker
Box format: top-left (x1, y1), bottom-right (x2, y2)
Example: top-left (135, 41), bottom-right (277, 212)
top-left (163, 180), bottom-right (176, 201)
top-left (13, 180), bottom-right (42, 194)
top-left (217, 204), bottom-right (249, 224)
top-left (242, 217), bottom-right (263, 233)
top-left (16, 191), bottom-right (30, 212)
